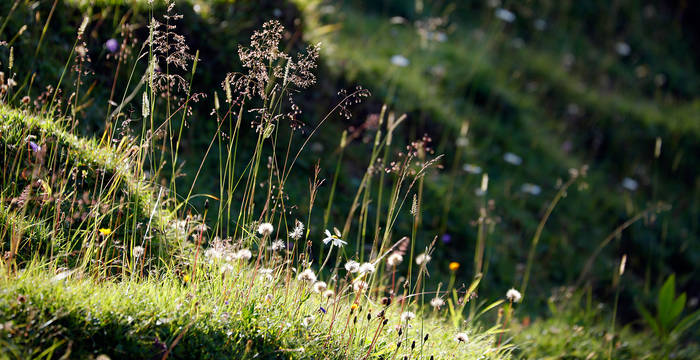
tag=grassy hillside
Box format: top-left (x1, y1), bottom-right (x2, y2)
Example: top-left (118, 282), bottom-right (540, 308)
top-left (0, 0), bottom-right (699, 358)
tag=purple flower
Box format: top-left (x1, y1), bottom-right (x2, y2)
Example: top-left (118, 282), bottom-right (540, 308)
top-left (29, 141), bottom-right (40, 153)
top-left (105, 38), bottom-right (119, 53)
top-left (441, 233), bottom-right (451, 244)
top-left (319, 306), bottom-right (326, 314)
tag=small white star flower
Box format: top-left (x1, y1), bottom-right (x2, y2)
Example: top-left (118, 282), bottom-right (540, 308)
top-left (322, 228), bottom-right (347, 247)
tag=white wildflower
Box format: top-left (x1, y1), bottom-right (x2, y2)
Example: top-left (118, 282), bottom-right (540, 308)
top-left (359, 262), bottom-right (376, 274)
top-left (271, 240), bottom-right (285, 251)
top-left (322, 228), bottom-right (347, 247)
top-left (312, 281), bottom-right (327, 293)
top-left (463, 163), bottom-right (482, 174)
top-left (289, 220), bottom-right (304, 240)
top-left (259, 268), bottom-right (274, 281)
top-left (455, 332), bottom-right (469, 343)
top-left (622, 177), bottom-right (638, 191)
top-left (521, 183), bottom-right (542, 196)
top-left (400, 311), bottom-right (416, 322)
top-left (503, 152), bottom-right (523, 165)
top-left (353, 280), bottom-right (368, 293)
top-left (415, 253), bottom-right (431, 266)
top-left (387, 253), bottom-right (403, 267)
top-left (302, 315), bottom-right (314, 327)
top-left (323, 289), bottom-right (335, 299)
top-left (390, 54), bottom-right (410, 67)
top-left (297, 268), bottom-right (317, 283)
top-left (133, 246), bottom-right (145, 258)
top-left (258, 222), bottom-right (274, 236)
top-left (344, 260), bottom-right (360, 273)
top-left (495, 8), bottom-right (516, 23)
top-left (430, 297), bottom-right (445, 308)
top-left (235, 249), bottom-right (252, 261)
top-left (506, 288), bottom-right (522, 303)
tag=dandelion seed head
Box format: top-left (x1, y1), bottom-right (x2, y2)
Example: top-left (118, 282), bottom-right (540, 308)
top-left (133, 246), bottom-right (145, 258)
top-left (353, 280), bottom-right (368, 292)
top-left (430, 297), bottom-right (445, 308)
top-left (345, 260), bottom-right (360, 273)
top-left (400, 311), bottom-right (416, 322)
top-left (297, 268), bottom-right (317, 283)
top-left (415, 253), bottom-right (431, 266)
top-left (387, 253), bottom-right (403, 267)
top-left (455, 332), bottom-right (469, 343)
top-left (359, 262), bottom-right (376, 274)
top-left (235, 249), bottom-right (252, 261)
top-left (258, 222), bottom-right (274, 236)
top-left (506, 288), bottom-right (522, 303)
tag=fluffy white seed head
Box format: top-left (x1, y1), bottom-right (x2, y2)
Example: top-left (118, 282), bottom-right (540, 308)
top-left (387, 253), bottom-right (403, 267)
top-left (506, 288), bottom-right (522, 303)
top-left (312, 281), bottom-right (327, 293)
top-left (258, 222), bottom-right (274, 236)
top-left (297, 268), bottom-right (317, 283)
top-left (345, 260), bottom-right (360, 273)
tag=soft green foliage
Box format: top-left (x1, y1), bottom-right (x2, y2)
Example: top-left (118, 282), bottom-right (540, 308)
top-left (295, 1), bottom-right (699, 306)
top-left (637, 275), bottom-right (700, 347)
top-left (511, 289), bottom-right (698, 360)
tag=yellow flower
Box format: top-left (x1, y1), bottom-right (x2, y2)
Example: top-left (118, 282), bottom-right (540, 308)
top-left (351, 303), bottom-right (358, 310)
top-left (98, 228), bottom-right (112, 236)
top-left (449, 262), bottom-right (460, 271)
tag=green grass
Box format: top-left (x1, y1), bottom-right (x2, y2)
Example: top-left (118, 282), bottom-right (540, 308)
top-left (296, 2), bottom-right (699, 305)
top-left (1, 0), bottom-right (699, 358)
